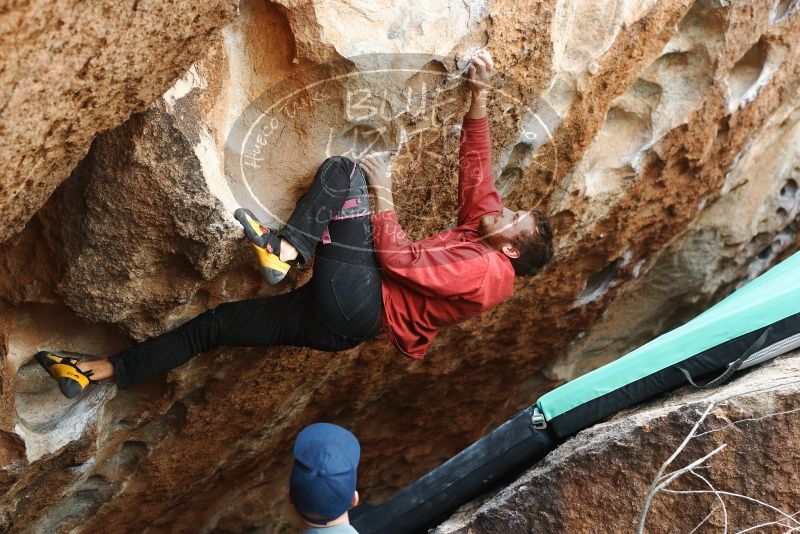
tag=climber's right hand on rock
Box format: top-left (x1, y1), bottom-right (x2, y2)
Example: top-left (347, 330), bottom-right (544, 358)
top-left (467, 50), bottom-right (493, 95)
top-left (359, 153), bottom-right (392, 191)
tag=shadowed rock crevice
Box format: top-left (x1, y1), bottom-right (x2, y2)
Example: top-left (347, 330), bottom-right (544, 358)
top-left (33, 475), bottom-right (114, 533)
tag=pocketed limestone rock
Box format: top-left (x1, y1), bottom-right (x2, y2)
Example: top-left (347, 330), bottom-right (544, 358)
top-left (0, 0), bottom-right (238, 244)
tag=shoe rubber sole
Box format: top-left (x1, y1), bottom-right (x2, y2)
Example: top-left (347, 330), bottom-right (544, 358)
top-left (234, 208), bottom-right (268, 249)
top-left (234, 208), bottom-right (291, 285)
top-left (35, 350), bottom-right (93, 399)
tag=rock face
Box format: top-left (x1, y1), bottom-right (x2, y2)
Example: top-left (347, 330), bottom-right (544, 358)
top-left (1, 0), bottom-right (800, 532)
top-left (435, 351), bottom-right (800, 534)
top-left (0, 0), bottom-right (238, 244)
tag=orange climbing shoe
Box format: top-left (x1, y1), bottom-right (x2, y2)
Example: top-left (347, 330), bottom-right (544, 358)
top-left (35, 350), bottom-right (96, 399)
top-left (234, 208), bottom-right (291, 284)
top-left (250, 243), bottom-right (292, 285)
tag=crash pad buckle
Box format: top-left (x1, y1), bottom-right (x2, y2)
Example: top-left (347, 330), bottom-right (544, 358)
top-left (531, 407), bottom-right (547, 430)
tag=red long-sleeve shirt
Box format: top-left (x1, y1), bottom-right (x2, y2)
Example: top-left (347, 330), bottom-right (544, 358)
top-left (371, 116), bottom-right (516, 359)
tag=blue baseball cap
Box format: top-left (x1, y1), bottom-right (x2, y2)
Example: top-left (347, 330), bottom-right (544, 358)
top-left (289, 423), bottom-right (360, 524)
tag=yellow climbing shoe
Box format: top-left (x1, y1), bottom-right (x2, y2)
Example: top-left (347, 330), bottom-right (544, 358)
top-left (251, 243), bottom-right (291, 284)
top-left (234, 208), bottom-right (291, 284)
top-left (35, 350), bottom-right (95, 399)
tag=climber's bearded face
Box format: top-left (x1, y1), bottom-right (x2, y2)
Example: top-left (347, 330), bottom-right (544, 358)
top-left (479, 207), bottom-right (535, 245)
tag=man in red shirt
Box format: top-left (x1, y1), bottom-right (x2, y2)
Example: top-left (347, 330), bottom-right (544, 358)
top-left (360, 51), bottom-right (553, 358)
top-left (36, 51), bottom-right (553, 397)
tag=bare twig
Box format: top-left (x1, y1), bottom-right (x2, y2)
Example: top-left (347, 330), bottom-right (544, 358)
top-left (688, 469), bottom-right (729, 534)
top-left (661, 489), bottom-right (800, 528)
top-left (638, 403), bottom-right (717, 533)
top-left (732, 509), bottom-right (800, 534)
top-left (695, 406), bottom-right (800, 438)
top-left (655, 445), bottom-right (727, 491)
top-left (638, 379), bottom-right (800, 534)
top-left (735, 518), bottom-right (797, 534)
top-left (687, 505), bottom-right (720, 534)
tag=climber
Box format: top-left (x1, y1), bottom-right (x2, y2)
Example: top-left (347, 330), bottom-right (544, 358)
top-left (287, 423), bottom-right (362, 533)
top-left (35, 50), bottom-right (554, 398)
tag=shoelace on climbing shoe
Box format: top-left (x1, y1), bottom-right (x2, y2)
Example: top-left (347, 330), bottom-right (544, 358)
top-left (234, 208), bottom-right (283, 255)
top-left (234, 208), bottom-right (291, 284)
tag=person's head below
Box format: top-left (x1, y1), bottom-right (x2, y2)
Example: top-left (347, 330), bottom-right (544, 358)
top-left (479, 207), bottom-right (554, 276)
top-left (288, 423), bottom-right (361, 531)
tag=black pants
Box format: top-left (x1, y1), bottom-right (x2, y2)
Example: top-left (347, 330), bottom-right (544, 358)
top-left (110, 156), bottom-right (382, 390)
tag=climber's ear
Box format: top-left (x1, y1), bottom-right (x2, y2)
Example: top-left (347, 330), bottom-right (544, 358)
top-left (501, 243), bottom-right (520, 259)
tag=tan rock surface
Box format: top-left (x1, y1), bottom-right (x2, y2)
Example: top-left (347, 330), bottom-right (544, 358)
top-left (0, 0), bottom-right (799, 532)
top-left (0, 0), bottom-right (238, 244)
top-left (435, 352), bottom-right (800, 534)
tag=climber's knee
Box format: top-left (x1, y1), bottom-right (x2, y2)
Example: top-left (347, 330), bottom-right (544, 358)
top-left (322, 155), bottom-right (355, 170)
top-left (318, 156), bottom-right (356, 189)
